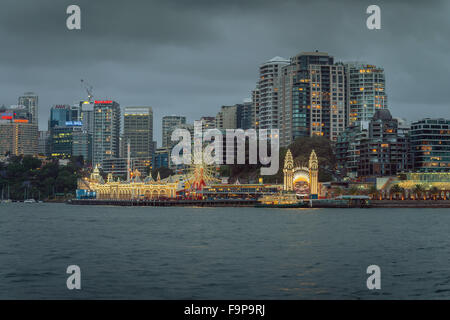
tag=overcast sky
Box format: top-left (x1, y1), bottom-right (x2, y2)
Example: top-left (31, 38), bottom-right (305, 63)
top-left (1, 0), bottom-right (449, 144)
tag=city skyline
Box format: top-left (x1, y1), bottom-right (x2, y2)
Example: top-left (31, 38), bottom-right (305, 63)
top-left (1, 0), bottom-right (450, 144)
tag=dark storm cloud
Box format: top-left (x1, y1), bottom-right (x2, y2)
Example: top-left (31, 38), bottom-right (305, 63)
top-left (0, 0), bottom-right (449, 144)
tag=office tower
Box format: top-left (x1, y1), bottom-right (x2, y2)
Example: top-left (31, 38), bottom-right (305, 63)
top-left (49, 105), bottom-right (72, 128)
top-left (410, 118), bottom-right (450, 172)
top-left (278, 51), bottom-right (347, 146)
top-left (50, 125), bottom-right (83, 158)
top-left (93, 100), bottom-right (121, 166)
top-left (236, 99), bottom-right (254, 130)
top-left (72, 130), bottom-right (92, 164)
top-left (162, 115), bottom-right (186, 148)
top-left (253, 56), bottom-right (289, 130)
top-left (3, 105), bottom-right (32, 122)
top-left (80, 101), bottom-right (95, 134)
top-left (18, 92), bottom-right (38, 124)
top-left (123, 107), bottom-right (154, 159)
top-left (48, 104), bottom-right (83, 158)
top-left (346, 63), bottom-right (387, 125)
top-left (154, 147), bottom-right (171, 169)
top-left (38, 130), bottom-right (50, 156)
top-left (0, 116), bottom-right (38, 156)
top-left (198, 116), bottom-right (216, 132)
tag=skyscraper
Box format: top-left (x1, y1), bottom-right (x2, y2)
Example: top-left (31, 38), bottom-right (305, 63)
top-left (123, 106), bottom-right (154, 159)
top-left (253, 57), bottom-right (289, 130)
top-left (162, 115), bottom-right (186, 148)
top-left (18, 92), bottom-right (38, 124)
top-left (49, 105), bottom-right (74, 129)
top-left (93, 100), bottom-right (121, 166)
top-left (346, 63), bottom-right (387, 125)
top-left (278, 51), bottom-right (347, 146)
top-left (38, 130), bottom-right (50, 156)
top-left (236, 100), bottom-right (254, 130)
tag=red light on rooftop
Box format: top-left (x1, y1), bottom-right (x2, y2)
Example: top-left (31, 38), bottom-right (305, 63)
top-left (94, 100), bottom-right (113, 104)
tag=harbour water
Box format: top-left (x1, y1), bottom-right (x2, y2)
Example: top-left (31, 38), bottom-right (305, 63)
top-left (0, 203), bottom-right (449, 299)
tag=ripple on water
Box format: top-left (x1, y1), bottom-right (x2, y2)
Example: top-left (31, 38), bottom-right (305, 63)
top-left (0, 203), bottom-right (449, 299)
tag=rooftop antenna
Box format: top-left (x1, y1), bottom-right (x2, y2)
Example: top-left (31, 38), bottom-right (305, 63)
top-left (80, 79), bottom-right (94, 103)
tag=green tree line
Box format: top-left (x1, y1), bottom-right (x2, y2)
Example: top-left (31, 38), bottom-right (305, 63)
top-left (0, 155), bottom-right (83, 200)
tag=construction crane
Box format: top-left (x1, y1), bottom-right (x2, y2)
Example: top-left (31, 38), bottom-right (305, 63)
top-left (80, 79), bottom-right (94, 103)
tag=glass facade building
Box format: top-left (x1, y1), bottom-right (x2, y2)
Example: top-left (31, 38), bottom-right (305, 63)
top-left (123, 107), bottom-right (154, 159)
top-left (162, 115), bottom-right (186, 148)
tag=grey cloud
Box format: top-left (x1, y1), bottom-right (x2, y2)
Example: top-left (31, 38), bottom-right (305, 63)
top-left (0, 0), bottom-right (449, 144)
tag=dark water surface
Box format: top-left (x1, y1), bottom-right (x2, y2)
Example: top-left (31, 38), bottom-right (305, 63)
top-left (0, 203), bottom-right (449, 299)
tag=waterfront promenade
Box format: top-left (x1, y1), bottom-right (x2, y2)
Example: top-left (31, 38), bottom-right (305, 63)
top-left (67, 198), bottom-right (450, 208)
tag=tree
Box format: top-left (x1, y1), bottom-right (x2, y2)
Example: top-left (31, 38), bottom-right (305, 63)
top-left (430, 186), bottom-right (440, 200)
top-left (390, 184), bottom-right (404, 200)
top-left (0, 155), bottom-right (82, 201)
top-left (152, 167), bottom-right (174, 180)
top-left (413, 184), bottom-right (426, 200)
top-left (348, 186), bottom-right (361, 195)
top-left (261, 137), bottom-right (337, 183)
top-left (367, 185), bottom-right (378, 199)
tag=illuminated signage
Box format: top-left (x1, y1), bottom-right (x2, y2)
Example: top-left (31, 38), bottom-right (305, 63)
top-left (65, 121), bottom-right (83, 126)
top-left (14, 119), bottom-right (29, 123)
top-left (94, 100), bottom-right (113, 104)
top-left (1, 113), bottom-right (13, 120)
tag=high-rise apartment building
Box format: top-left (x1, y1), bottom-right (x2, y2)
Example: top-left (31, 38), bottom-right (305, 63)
top-left (18, 92), bottom-right (38, 124)
top-left (410, 118), bottom-right (450, 172)
top-left (93, 100), bottom-right (121, 166)
top-left (358, 110), bottom-right (410, 177)
top-left (335, 122), bottom-right (369, 178)
top-left (123, 107), bottom-right (154, 159)
top-left (278, 51), bottom-right (347, 146)
top-left (253, 57), bottom-right (289, 130)
top-left (337, 110), bottom-right (410, 177)
top-left (346, 63), bottom-right (387, 125)
top-left (162, 115), bottom-right (186, 148)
